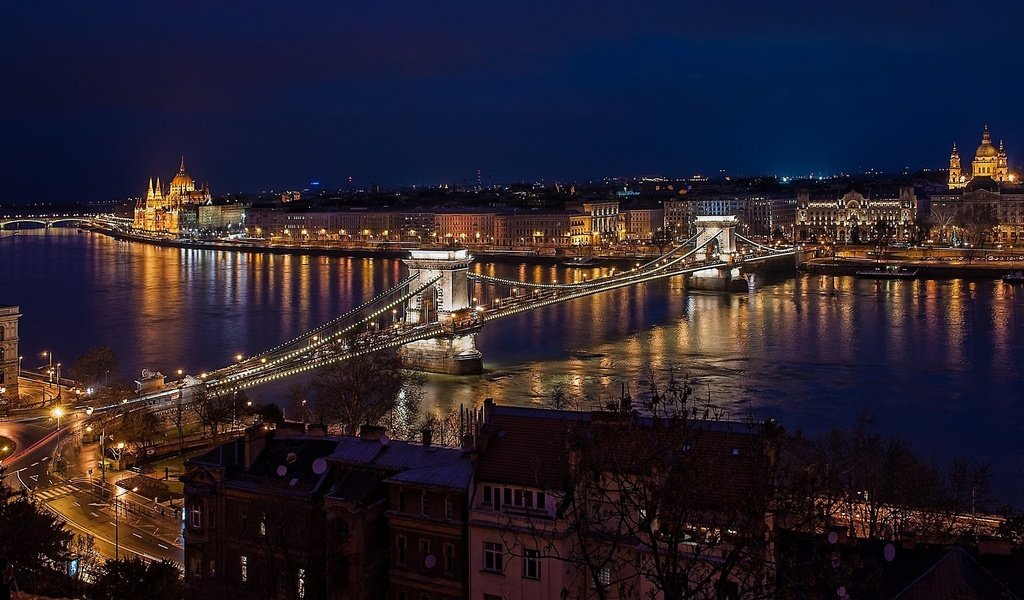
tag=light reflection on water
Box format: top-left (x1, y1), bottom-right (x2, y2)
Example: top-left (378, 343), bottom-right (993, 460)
top-left (4, 229), bottom-right (1023, 505)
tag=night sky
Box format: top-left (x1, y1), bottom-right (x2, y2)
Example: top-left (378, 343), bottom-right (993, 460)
top-left (4, 1), bottom-right (1024, 203)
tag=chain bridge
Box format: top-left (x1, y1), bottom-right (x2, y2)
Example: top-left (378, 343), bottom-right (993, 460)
top-left (191, 216), bottom-right (794, 392)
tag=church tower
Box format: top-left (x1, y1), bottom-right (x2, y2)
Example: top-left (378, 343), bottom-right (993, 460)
top-left (948, 143), bottom-right (963, 188)
top-left (997, 139), bottom-right (1009, 182)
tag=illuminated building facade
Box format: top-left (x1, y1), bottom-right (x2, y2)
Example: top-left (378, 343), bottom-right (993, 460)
top-left (948, 126), bottom-right (1012, 189)
top-left (795, 186), bottom-right (916, 243)
top-left (133, 157), bottom-right (212, 234)
top-left (0, 305), bottom-right (20, 401)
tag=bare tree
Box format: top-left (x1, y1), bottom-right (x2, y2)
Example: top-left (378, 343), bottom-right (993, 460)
top-left (503, 369), bottom-right (780, 600)
top-left (309, 350), bottom-right (423, 437)
top-left (188, 386), bottom-right (238, 444)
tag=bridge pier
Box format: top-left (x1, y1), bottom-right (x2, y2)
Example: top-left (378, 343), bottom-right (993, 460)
top-left (685, 265), bottom-right (749, 292)
top-left (400, 334), bottom-right (483, 375)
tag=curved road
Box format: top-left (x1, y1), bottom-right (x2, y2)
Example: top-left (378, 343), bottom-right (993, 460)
top-left (1, 419), bottom-right (183, 565)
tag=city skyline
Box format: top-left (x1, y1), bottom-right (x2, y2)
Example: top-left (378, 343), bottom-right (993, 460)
top-left (4, 2), bottom-right (1024, 203)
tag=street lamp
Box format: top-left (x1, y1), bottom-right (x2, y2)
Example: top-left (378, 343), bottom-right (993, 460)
top-left (52, 406), bottom-right (63, 430)
top-left (42, 350), bottom-right (52, 386)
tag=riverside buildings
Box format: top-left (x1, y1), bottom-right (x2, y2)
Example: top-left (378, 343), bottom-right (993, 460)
top-left (929, 126), bottom-right (1024, 244)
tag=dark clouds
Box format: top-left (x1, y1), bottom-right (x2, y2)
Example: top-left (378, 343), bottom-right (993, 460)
top-left (3, 1), bottom-right (1023, 202)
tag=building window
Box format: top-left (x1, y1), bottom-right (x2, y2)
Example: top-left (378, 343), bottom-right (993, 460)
top-left (188, 556), bottom-right (202, 579)
top-left (443, 542), bottom-right (455, 576)
top-left (503, 488), bottom-right (512, 505)
top-left (189, 504), bottom-right (202, 529)
top-left (259, 512), bottom-right (266, 536)
top-left (240, 555), bottom-right (248, 583)
top-left (483, 542), bottom-right (503, 573)
top-left (421, 492), bottom-right (430, 517)
top-left (398, 489), bottom-right (406, 513)
top-left (297, 567), bottom-right (306, 599)
top-left (397, 535), bottom-right (407, 566)
top-left (444, 495), bottom-right (453, 521)
top-left (419, 538), bottom-right (430, 562)
top-left (522, 549), bottom-right (541, 580)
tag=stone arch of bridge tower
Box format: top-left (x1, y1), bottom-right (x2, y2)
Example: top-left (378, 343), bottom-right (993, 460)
top-left (694, 215), bottom-right (739, 256)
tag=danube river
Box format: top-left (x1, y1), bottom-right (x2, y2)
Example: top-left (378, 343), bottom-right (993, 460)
top-left (4, 229), bottom-right (1023, 505)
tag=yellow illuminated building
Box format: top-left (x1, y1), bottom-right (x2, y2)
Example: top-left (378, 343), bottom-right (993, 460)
top-left (133, 157), bottom-right (212, 234)
top-left (948, 125), bottom-right (1011, 189)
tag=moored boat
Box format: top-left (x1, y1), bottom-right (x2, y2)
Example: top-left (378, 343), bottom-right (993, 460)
top-left (855, 264), bottom-right (919, 279)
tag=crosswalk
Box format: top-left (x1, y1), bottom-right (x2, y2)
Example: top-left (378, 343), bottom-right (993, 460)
top-left (32, 483), bottom-right (80, 502)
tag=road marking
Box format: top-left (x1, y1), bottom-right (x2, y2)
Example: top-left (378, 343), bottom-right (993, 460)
top-left (73, 501), bottom-right (81, 507)
top-left (31, 462), bottom-right (39, 466)
top-left (132, 532), bottom-right (143, 539)
top-left (157, 543), bottom-right (169, 550)
top-left (108, 521), bottom-right (116, 526)
top-left (89, 512), bottom-right (99, 518)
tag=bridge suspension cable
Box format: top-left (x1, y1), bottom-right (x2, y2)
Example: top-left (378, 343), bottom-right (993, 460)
top-left (210, 273), bottom-right (443, 388)
top-left (734, 233), bottom-right (788, 254)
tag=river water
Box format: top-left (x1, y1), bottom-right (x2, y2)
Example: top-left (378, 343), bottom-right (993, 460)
top-left (3, 229), bottom-right (1023, 505)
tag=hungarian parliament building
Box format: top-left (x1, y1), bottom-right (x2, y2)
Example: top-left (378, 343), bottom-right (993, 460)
top-left (132, 157), bottom-right (213, 234)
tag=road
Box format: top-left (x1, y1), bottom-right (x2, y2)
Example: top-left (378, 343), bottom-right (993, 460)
top-left (1, 419), bottom-right (184, 565)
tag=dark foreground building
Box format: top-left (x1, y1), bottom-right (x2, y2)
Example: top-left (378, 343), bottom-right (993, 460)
top-left (183, 422), bottom-right (472, 600)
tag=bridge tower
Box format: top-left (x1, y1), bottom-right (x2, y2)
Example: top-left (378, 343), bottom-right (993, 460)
top-left (400, 249), bottom-right (483, 375)
top-left (689, 215), bottom-right (748, 291)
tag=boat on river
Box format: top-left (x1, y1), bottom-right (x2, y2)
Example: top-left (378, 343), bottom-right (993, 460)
top-left (561, 256), bottom-right (606, 267)
top-left (855, 264), bottom-right (919, 279)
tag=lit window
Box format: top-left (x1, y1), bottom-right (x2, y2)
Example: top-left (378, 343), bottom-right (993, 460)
top-left (259, 513), bottom-right (266, 536)
top-left (240, 555), bottom-right (248, 583)
top-left (190, 504), bottom-right (202, 529)
top-left (297, 567), bottom-right (306, 599)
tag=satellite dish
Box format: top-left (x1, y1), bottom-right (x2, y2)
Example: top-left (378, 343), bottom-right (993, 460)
top-left (276, 465), bottom-right (287, 477)
top-left (883, 543), bottom-right (896, 562)
top-left (380, 434), bottom-right (390, 446)
top-left (312, 458), bottom-right (327, 475)
top-left (424, 554), bottom-right (437, 569)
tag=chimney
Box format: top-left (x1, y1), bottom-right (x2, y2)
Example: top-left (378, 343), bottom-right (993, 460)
top-left (244, 424), bottom-right (271, 469)
top-left (421, 428), bottom-right (432, 447)
top-left (359, 424), bottom-right (386, 440)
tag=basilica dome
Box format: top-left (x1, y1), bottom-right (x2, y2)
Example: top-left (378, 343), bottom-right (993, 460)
top-left (976, 141), bottom-right (999, 158)
top-left (976, 127), bottom-right (999, 158)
